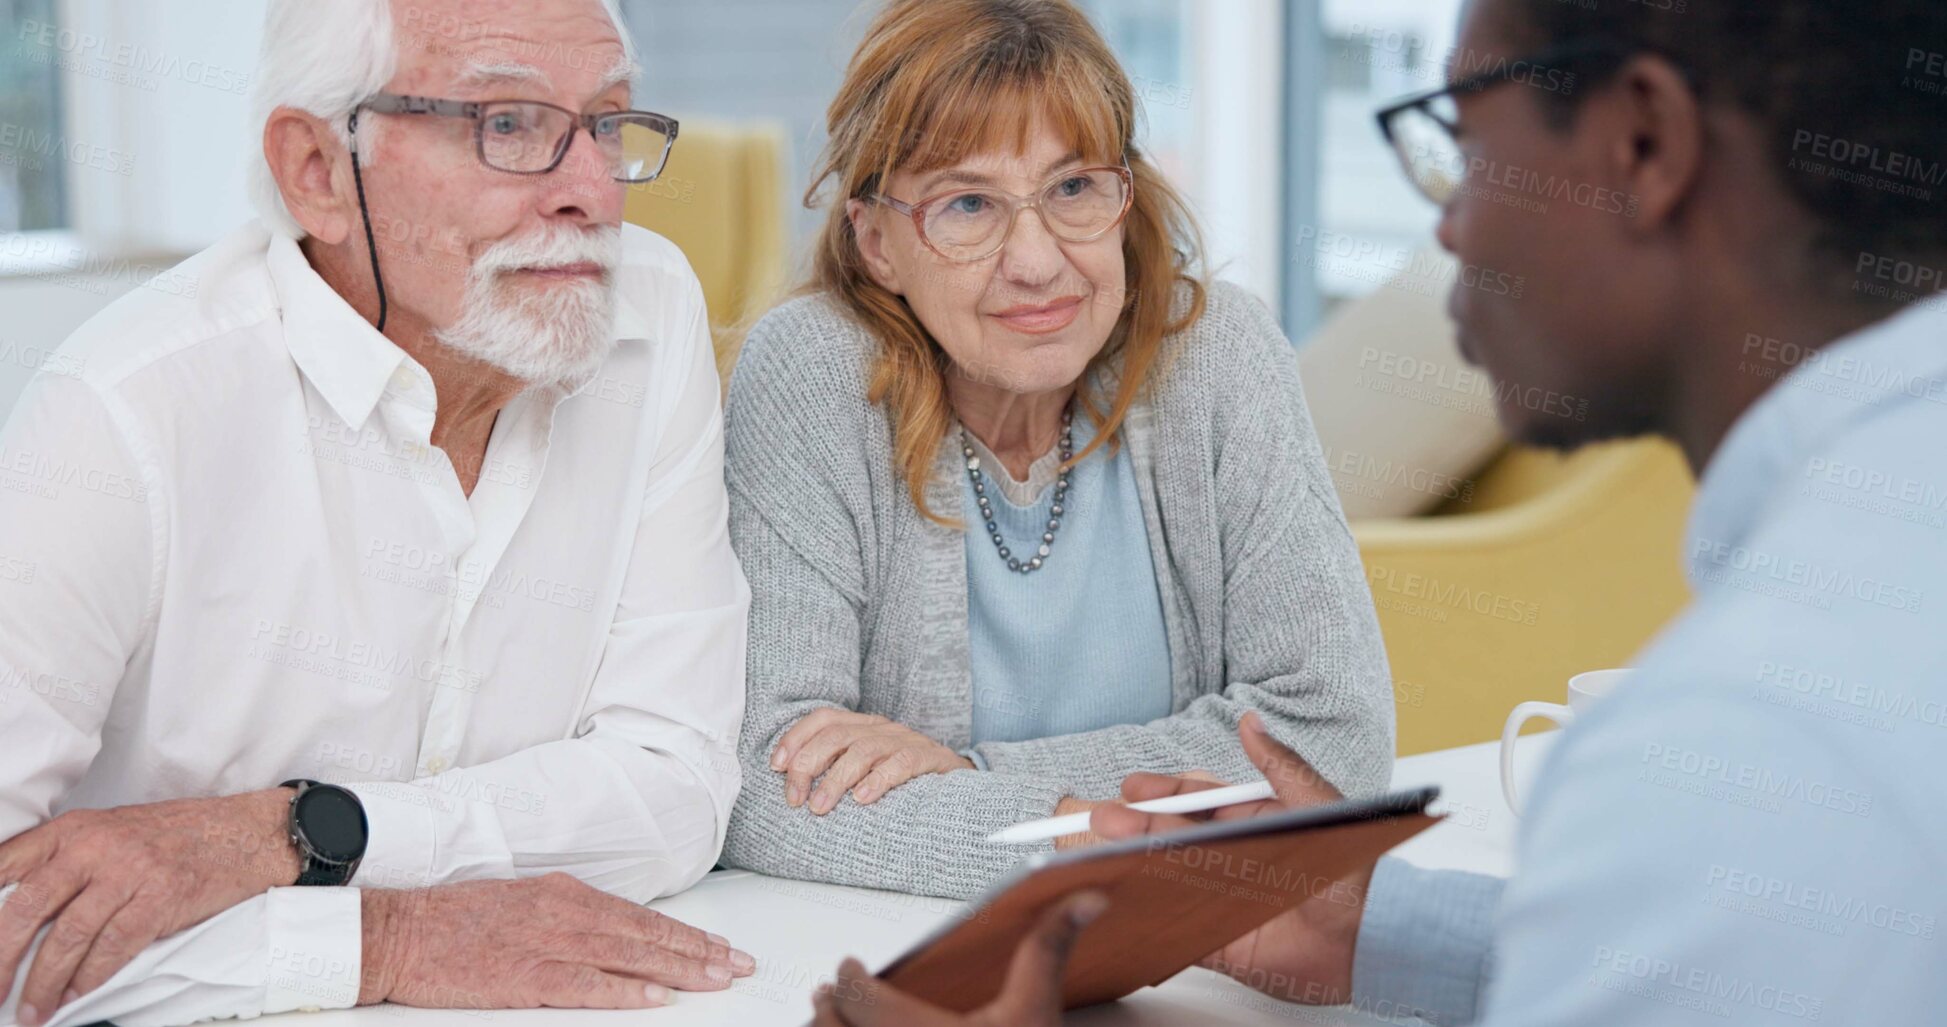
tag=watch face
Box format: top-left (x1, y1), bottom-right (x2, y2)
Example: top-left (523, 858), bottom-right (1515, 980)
top-left (295, 786), bottom-right (368, 863)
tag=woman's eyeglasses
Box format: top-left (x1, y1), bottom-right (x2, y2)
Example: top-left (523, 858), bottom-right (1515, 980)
top-left (358, 92), bottom-right (680, 183)
top-left (872, 165), bottom-right (1134, 263)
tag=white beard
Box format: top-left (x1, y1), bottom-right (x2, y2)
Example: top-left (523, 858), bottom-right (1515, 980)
top-left (435, 224), bottom-right (623, 385)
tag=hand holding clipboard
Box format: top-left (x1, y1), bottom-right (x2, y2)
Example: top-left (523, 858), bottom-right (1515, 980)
top-left (810, 714), bottom-right (1434, 1025)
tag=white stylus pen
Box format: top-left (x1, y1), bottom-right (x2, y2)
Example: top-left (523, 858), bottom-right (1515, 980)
top-left (984, 780), bottom-right (1278, 845)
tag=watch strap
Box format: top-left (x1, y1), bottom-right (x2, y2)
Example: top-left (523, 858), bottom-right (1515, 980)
top-left (296, 859), bottom-right (355, 887)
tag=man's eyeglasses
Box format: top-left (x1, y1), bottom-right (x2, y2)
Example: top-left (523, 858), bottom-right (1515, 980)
top-left (357, 92), bottom-right (680, 184)
top-left (872, 165), bottom-right (1134, 263)
top-left (1375, 39), bottom-right (1625, 204)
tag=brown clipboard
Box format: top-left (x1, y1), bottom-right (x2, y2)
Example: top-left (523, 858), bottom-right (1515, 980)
top-left (876, 787), bottom-right (1442, 1012)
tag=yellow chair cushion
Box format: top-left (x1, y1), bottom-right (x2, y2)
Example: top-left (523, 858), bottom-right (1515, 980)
top-left (1356, 438), bottom-right (1696, 755)
top-left (624, 119), bottom-right (789, 386)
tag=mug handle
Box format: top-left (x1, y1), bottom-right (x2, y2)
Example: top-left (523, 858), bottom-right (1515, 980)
top-left (1500, 701), bottom-right (1575, 816)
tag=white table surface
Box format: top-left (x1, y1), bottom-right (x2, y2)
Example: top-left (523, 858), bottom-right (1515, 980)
top-left (272, 735), bottom-right (1556, 1027)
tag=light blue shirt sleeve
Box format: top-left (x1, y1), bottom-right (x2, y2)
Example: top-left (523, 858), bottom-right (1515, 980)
top-left (1352, 857), bottom-right (1504, 1025)
top-left (1470, 676), bottom-right (1928, 1025)
top-left (1353, 668), bottom-right (1936, 1027)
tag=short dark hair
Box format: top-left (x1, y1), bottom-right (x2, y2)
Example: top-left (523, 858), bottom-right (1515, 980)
top-left (1505, 0), bottom-right (1947, 274)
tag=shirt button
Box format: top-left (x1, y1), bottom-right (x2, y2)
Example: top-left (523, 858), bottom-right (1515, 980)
top-left (390, 367), bottom-right (418, 392)
top-left (426, 756), bottom-right (450, 774)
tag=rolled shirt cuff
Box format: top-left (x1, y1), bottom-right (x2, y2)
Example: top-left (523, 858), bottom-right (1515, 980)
top-left (345, 779), bottom-right (442, 890)
top-left (1351, 856), bottom-right (1504, 1027)
top-left (263, 886), bottom-right (363, 1014)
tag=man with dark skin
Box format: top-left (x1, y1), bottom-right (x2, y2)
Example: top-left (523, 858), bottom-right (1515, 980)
top-left (812, 0), bottom-right (1947, 1023)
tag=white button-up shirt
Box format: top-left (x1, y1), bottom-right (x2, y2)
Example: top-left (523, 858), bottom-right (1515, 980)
top-left (0, 221), bottom-right (749, 1026)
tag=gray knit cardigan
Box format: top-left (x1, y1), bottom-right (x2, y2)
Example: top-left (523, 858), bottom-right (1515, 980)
top-left (719, 281), bottom-right (1395, 899)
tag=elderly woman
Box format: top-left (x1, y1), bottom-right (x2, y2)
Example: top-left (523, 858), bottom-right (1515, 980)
top-left (721, 0), bottom-right (1392, 899)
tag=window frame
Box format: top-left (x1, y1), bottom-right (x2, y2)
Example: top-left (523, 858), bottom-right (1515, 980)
top-left (1, 0), bottom-right (81, 272)
top-left (1281, 0), bottom-right (1326, 337)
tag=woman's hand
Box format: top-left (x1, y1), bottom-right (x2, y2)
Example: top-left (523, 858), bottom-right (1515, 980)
top-left (771, 710), bottom-right (975, 814)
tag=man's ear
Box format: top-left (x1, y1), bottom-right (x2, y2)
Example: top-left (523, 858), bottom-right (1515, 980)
top-left (264, 107), bottom-right (357, 245)
top-left (1599, 53), bottom-right (1704, 232)
top-left (846, 198), bottom-right (904, 295)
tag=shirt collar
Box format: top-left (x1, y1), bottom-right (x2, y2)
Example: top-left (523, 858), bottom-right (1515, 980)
top-left (560, 288), bottom-right (652, 399)
top-left (265, 231), bottom-right (411, 431)
top-left (612, 286), bottom-right (651, 345)
top-left (1686, 300), bottom-right (1947, 576)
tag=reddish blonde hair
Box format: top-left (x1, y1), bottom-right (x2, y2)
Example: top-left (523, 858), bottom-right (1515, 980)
top-left (804, 0), bottom-right (1207, 525)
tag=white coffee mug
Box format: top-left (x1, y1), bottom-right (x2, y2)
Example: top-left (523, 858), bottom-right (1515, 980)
top-left (1499, 668), bottom-right (1631, 815)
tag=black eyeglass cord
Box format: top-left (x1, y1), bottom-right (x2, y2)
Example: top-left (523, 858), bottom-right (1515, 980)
top-left (347, 110), bottom-right (389, 334)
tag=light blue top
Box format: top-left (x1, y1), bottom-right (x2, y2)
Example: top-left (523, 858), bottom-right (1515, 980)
top-left (1351, 300), bottom-right (1947, 1025)
top-left (960, 410), bottom-right (1174, 749)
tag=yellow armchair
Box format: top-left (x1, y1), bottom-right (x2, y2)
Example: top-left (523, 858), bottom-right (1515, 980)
top-left (1358, 439), bottom-right (1695, 755)
top-left (624, 118), bottom-right (790, 386)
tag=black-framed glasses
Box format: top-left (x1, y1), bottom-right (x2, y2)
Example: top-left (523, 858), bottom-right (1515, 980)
top-left (1375, 39), bottom-right (1627, 204)
top-left (358, 92), bottom-right (680, 184)
top-left (872, 165), bottom-right (1134, 263)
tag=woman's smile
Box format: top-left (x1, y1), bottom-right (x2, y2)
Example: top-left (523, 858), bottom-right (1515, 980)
top-left (989, 295), bottom-right (1085, 335)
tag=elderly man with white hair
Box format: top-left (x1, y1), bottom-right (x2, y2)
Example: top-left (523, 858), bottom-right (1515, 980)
top-left (0, 0), bottom-right (753, 1023)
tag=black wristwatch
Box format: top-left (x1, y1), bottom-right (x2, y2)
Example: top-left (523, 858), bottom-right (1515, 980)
top-left (281, 779), bottom-right (369, 886)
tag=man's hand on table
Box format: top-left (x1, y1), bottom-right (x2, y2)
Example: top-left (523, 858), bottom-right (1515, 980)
top-left (810, 891), bottom-right (1107, 1027)
top-left (0, 788), bottom-right (302, 1024)
top-left (1093, 712), bottom-right (1373, 1006)
top-left (360, 873), bottom-right (756, 1010)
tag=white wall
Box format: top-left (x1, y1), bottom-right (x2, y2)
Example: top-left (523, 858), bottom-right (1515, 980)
top-left (1187, 0), bottom-right (1285, 309)
top-left (51, 0), bottom-right (263, 252)
top-left (0, 0), bottom-right (262, 422)
top-left (0, 268), bottom-right (140, 418)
